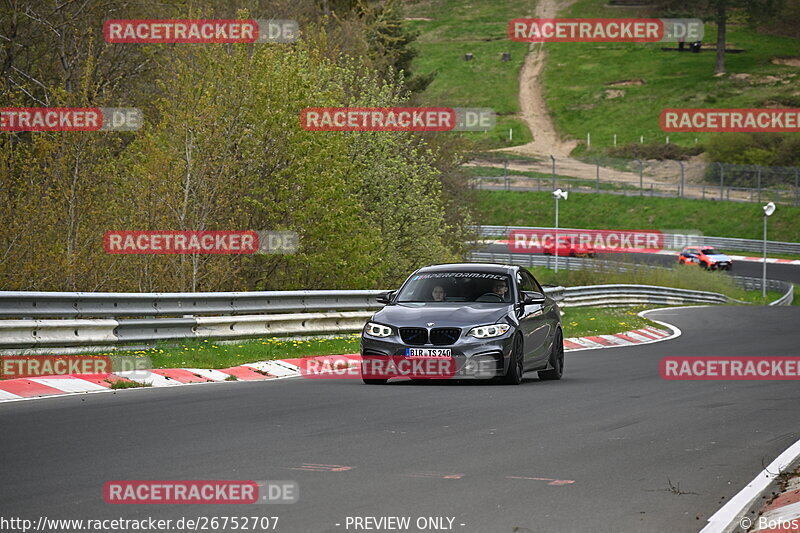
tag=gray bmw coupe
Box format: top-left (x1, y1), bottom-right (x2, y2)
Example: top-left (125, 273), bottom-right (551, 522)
top-left (360, 263), bottom-right (563, 385)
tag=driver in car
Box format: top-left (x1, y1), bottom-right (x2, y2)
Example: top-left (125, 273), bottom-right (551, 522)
top-left (431, 285), bottom-right (446, 302)
top-left (492, 279), bottom-right (509, 301)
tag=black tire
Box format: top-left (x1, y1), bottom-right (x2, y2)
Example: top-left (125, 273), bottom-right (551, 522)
top-left (502, 334), bottom-right (524, 385)
top-left (538, 329), bottom-right (564, 381)
top-left (362, 378), bottom-right (388, 385)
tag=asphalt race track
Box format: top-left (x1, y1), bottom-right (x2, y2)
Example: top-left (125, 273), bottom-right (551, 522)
top-left (1, 306), bottom-right (799, 532)
top-left (481, 242), bottom-right (800, 285)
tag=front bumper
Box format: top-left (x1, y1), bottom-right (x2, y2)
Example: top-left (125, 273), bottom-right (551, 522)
top-left (360, 331), bottom-right (515, 380)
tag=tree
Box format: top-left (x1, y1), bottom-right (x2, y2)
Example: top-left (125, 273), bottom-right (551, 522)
top-left (655, 0), bottom-right (785, 75)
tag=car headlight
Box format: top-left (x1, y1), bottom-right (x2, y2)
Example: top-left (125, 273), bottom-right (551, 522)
top-left (467, 324), bottom-right (511, 339)
top-left (365, 322), bottom-right (393, 337)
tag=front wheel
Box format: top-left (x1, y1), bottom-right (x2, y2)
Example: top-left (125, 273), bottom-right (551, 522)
top-left (502, 334), bottom-right (524, 385)
top-left (538, 329), bottom-right (564, 381)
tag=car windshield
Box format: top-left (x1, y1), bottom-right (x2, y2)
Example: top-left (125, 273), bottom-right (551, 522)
top-left (702, 248), bottom-right (721, 255)
top-left (396, 272), bottom-right (513, 303)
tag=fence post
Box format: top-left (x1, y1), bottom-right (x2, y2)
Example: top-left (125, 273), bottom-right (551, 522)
top-left (756, 165), bottom-right (762, 204)
top-left (551, 155), bottom-right (556, 190)
top-left (504, 158), bottom-right (509, 191)
top-left (637, 159), bottom-right (643, 196)
top-left (596, 161), bottom-right (600, 192)
top-left (795, 167), bottom-right (799, 207)
top-left (716, 162), bottom-right (724, 201)
top-left (678, 161), bottom-right (685, 198)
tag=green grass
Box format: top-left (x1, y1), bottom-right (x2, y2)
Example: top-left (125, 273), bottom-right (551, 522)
top-left (104, 335), bottom-right (362, 370)
top-left (543, 0), bottom-right (800, 151)
top-left (404, 0), bottom-right (535, 149)
top-left (561, 305), bottom-right (658, 338)
top-left (108, 379), bottom-right (151, 389)
top-left (526, 264), bottom-right (783, 304)
top-left (478, 190), bottom-right (800, 242)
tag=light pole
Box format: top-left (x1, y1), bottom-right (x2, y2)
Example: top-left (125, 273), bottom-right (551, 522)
top-left (762, 202), bottom-right (776, 298)
top-left (553, 188), bottom-right (568, 274)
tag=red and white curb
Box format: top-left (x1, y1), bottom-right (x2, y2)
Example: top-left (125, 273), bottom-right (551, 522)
top-left (0, 327), bottom-right (676, 403)
top-left (750, 473), bottom-right (800, 532)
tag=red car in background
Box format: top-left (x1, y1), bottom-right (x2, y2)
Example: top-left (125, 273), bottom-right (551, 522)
top-left (678, 246), bottom-right (733, 270)
top-left (543, 236), bottom-right (596, 257)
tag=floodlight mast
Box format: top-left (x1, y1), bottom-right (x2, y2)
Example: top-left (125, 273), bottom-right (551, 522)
top-left (552, 189), bottom-right (568, 273)
top-left (762, 202), bottom-right (776, 299)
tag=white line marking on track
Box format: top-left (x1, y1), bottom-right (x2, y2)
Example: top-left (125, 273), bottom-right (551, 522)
top-left (700, 438), bottom-right (800, 533)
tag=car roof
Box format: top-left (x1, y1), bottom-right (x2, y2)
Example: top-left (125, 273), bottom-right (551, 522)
top-left (417, 263), bottom-right (517, 275)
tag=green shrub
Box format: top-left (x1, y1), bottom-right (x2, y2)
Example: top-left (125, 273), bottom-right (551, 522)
top-left (606, 142), bottom-right (703, 161)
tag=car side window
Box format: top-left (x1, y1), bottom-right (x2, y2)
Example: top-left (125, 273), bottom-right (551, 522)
top-left (518, 270), bottom-right (535, 292)
top-left (524, 271), bottom-right (544, 293)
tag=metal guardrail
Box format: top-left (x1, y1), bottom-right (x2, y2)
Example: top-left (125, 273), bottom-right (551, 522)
top-left (0, 278), bottom-right (782, 350)
top-left (547, 284), bottom-right (732, 308)
top-left (467, 252), bottom-right (794, 306)
top-left (476, 225), bottom-right (800, 255)
top-left (0, 290), bottom-right (385, 318)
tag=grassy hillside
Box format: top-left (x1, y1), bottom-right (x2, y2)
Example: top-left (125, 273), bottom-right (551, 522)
top-left (544, 0), bottom-right (800, 151)
top-left (405, 0), bottom-right (800, 152)
top-left (404, 0), bottom-right (535, 148)
top-left (478, 190), bottom-right (800, 242)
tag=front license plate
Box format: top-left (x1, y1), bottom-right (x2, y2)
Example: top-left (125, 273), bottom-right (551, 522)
top-left (406, 348), bottom-right (452, 357)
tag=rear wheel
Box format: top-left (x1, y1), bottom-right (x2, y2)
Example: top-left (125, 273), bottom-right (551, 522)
top-left (502, 334), bottom-right (524, 385)
top-left (538, 329), bottom-right (564, 381)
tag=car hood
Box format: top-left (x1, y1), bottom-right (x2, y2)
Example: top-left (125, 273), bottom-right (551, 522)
top-left (372, 303), bottom-right (511, 328)
top-left (706, 254), bottom-right (731, 262)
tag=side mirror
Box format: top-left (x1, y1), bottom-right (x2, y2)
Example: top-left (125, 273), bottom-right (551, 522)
top-left (522, 291), bottom-right (546, 305)
top-left (377, 290), bottom-right (396, 305)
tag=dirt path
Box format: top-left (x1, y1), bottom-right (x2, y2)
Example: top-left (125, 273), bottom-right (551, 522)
top-left (479, 0), bottom-right (736, 199)
top-left (495, 0), bottom-right (578, 158)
